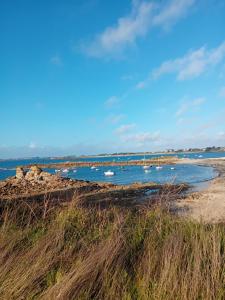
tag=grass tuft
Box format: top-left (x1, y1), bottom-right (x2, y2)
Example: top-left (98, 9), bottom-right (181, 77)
top-left (0, 197), bottom-right (224, 299)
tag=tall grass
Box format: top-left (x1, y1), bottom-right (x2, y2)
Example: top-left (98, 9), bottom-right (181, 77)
top-left (0, 197), bottom-right (224, 300)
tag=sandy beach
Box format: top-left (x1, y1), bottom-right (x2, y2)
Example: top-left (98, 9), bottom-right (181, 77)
top-left (175, 157), bottom-right (225, 222)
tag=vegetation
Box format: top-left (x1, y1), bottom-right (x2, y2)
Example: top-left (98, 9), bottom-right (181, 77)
top-left (0, 197), bottom-right (224, 300)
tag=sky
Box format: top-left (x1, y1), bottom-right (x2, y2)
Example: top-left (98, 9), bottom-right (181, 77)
top-left (1, 0), bottom-right (225, 158)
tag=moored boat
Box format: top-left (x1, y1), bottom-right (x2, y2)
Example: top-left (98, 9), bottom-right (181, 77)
top-left (104, 170), bottom-right (115, 176)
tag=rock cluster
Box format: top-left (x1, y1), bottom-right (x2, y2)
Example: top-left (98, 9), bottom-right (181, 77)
top-left (16, 167), bottom-right (26, 179)
top-left (0, 166), bottom-right (106, 200)
top-left (15, 166), bottom-right (52, 182)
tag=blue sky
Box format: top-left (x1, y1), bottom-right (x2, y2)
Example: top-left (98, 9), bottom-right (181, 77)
top-left (1, 0), bottom-right (225, 158)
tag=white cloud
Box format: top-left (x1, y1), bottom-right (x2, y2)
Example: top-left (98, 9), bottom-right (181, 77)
top-left (82, 1), bottom-right (154, 57)
top-left (115, 123), bottom-right (136, 135)
top-left (153, 41), bottom-right (225, 80)
top-left (50, 55), bottom-right (63, 66)
top-left (104, 96), bottom-right (120, 108)
top-left (176, 97), bottom-right (205, 117)
top-left (153, 0), bottom-right (196, 29)
top-left (121, 131), bottom-right (160, 145)
top-left (82, 0), bottom-right (196, 58)
top-left (115, 121), bottom-right (161, 147)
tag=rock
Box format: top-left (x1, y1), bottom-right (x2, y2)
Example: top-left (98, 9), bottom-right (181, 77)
top-left (25, 165), bottom-right (43, 180)
top-left (30, 165), bottom-right (42, 176)
top-left (16, 167), bottom-right (26, 179)
top-left (0, 181), bottom-right (8, 188)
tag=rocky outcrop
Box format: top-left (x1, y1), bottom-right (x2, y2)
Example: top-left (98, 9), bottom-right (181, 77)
top-left (16, 167), bottom-right (26, 179)
top-left (25, 166), bottom-right (42, 180)
top-left (0, 166), bottom-right (112, 200)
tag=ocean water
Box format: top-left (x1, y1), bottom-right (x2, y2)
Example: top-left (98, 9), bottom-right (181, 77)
top-left (0, 151), bottom-right (222, 185)
top-left (46, 164), bottom-right (217, 186)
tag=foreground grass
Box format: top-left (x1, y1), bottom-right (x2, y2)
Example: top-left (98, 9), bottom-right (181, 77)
top-left (0, 198), bottom-right (224, 300)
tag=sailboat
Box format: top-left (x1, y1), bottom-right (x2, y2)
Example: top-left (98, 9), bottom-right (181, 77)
top-left (156, 166), bottom-right (162, 170)
top-left (143, 165), bottom-right (150, 170)
top-left (142, 153), bottom-right (150, 169)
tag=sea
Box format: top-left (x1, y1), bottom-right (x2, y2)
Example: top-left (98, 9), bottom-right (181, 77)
top-left (0, 151), bottom-right (224, 186)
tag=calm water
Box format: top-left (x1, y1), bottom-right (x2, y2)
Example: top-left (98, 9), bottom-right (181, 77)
top-left (47, 164), bottom-right (217, 186)
top-left (0, 151), bottom-right (222, 185)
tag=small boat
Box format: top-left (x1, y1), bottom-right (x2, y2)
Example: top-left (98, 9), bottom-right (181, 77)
top-left (73, 170), bottom-right (77, 173)
top-left (62, 168), bottom-right (69, 173)
top-left (144, 169), bottom-right (151, 173)
top-left (156, 166), bottom-right (163, 170)
top-left (198, 155), bottom-right (203, 158)
top-left (143, 165), bottom-right (150, 170)
top-left (91, 166), bottom-right (96, 169)
top-left (55, 169), bottom-right (61, 173)
top-left (170, 167), bottom-right (175, 170)
top-left (104, 170), bottom-right (115, 176)
top-left (95, 168), bottom-right (99, 171)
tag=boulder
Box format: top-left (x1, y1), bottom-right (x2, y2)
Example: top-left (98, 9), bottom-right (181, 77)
top-left (16, 167), bottom-right (26, 179)
top-left (25, 165), bottom-right (43, 180)
top-left (30, 166), bottom-right (42, 176)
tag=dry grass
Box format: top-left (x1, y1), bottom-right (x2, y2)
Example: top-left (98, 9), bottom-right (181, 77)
top-left (0, 196), bottom-right (224, 300)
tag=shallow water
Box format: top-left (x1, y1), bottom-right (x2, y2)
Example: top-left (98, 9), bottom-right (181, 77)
top-left (0, 152), bottom-right (221, 185)
top-left (51, 164), bottom-right (217, 186)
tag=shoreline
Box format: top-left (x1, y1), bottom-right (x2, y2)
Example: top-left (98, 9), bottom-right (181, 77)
top-left (1, 157), bottom-right (225, 222)
top-left (0, 166), bottom-right (188, 207)
top-left (175, 157), bottom-right (225, 222)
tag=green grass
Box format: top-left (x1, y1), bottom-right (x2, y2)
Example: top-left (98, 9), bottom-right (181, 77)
top-left (0, 198), bottom-right (224, 300)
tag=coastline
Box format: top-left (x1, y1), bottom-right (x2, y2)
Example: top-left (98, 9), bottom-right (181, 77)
top-left (1, 149), bottom-right (225, 162)
top-left (1, 157), bottom-right (225, 222)
top-left (175, 157), bottom-right (225, 222)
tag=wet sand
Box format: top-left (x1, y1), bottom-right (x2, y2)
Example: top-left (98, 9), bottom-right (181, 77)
top-left (175, 157), bottom-right (225, 223)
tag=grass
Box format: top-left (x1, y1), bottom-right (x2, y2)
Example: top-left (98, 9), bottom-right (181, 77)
top-left (0, 197), bottom-right (224, 300)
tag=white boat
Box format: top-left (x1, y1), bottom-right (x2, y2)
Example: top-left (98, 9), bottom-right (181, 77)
top-left (144, 169), bottom-right (151, 173)
top-left (156, 166), bottom-right (163, 170)
top-left (95, 168), bottom-right (99, 171)
top-left (73, 170), bottom-right (77, 173)
top-left (62, 168), bottom-right (69, 173)
top-left (55, 169), bottom-right (61, 173)
top-left (170, 167), bottom-right (175, 170)
top-left (198, 155), bottom-right (203, 158)
top-left (104, 170), bottom-right (115, 176)
top-left (91, 166), bottom-right (96, 169)
top-left (143, 165), bottom-right (150, 170)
